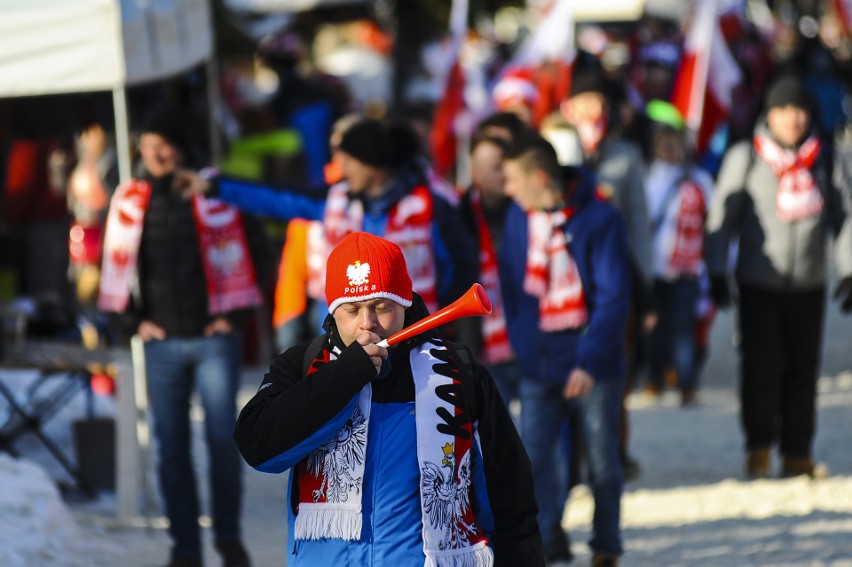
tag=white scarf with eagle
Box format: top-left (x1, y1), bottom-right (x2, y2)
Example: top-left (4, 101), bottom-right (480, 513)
top-left (294, 340), bottom-right (493, 567)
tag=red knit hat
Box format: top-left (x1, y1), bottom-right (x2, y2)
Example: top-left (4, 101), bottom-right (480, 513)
top-left (325, 232), bottom-right (413, 313)
top-left (492, 67), bottom-right (540, 109)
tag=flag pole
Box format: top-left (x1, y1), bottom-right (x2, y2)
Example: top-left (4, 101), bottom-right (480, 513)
top-left (686, 0), bottom-right (716, 150)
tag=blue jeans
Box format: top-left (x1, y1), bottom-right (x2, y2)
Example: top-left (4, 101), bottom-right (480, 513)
top-left (648, 278), bottom-right (700, 390)
top-left (520, 375), bottom-right (624, 556)
top-left (144, 332), bottom-right (244, 558)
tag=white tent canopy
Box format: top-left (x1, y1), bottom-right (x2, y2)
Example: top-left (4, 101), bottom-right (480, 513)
top-left (0, 0), bottom-right (216, 183)
top-left (0, 0), bottom-right (212, 97)
top-left (574, 0), bottom-right (646, 22)
top-left (223, 0), bottom-right (644, 20)
top-left (223, 0), bottom-right (364, 14)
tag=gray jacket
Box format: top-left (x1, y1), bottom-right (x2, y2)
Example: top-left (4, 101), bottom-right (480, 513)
top-left (705, 127), bottom-right (852, 291)
top-left (590, 137), bottom-right (653, 285)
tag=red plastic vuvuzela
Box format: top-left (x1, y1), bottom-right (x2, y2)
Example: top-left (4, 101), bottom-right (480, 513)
top-left (376, 283), bottom-right (492, 348)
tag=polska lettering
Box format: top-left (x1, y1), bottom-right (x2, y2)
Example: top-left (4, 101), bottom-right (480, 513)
top-left (344, 284), bottom-right (377, 294)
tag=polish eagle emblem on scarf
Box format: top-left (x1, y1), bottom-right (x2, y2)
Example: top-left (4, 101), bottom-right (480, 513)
top-left (421, 442), bottom-right (477, 550)
top-left (346, 260), bottom-right (371, 286)
top-left (306, 405), bottom-right (368, 502)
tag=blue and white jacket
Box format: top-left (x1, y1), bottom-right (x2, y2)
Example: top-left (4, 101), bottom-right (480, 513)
top-left (499, 166), bottom-right (632, 385)
top-left (234, 297), bottom-right (544, 566)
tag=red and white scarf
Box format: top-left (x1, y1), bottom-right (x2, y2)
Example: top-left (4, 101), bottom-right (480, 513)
top-left (295, 340), bottom-right (493, 567)
top-left (525, 209), bottom-right (588, 331)
top-left (323, 183), bottom-right (439, 312)
top-left (665, 180), bottom-right (706, 277)
top-left (470, 192), bottom-right (513, 364)
top-left (753, 133), bottom-right (823, 221)
top-left (646, 163), bottom-right (707, 279)
top-left (98, 180), bottom-right (261, 314)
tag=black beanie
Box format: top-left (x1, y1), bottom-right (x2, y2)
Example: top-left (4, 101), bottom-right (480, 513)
top-left (337, 119), bottom-right (393, 168)
top-left (571, 69), bottom-right (608, 98)
top-left (765, 75), bottom-right (811, 112)
top-left (139, 104), bottom-right (192, 156)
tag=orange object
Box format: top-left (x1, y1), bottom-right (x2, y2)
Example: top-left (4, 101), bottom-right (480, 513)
top-left (272, 219), bottom-right (312, 328)
top-left (90, 373), bottom-right (116, 396)
top-left (377, 284), bottom-right (491, 348)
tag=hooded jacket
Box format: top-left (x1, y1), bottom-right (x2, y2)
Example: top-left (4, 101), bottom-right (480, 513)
top-left (234, 295), bottom-right (544, 566)
top-left (498, 166), bottom-right (632, 385)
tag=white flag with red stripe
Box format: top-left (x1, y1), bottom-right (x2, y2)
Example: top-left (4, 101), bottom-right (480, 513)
top-left (832, 0), bottom-right (852, 34)
top-left (671, 0), bottom-right (742, 154)
top-left (429, 0), bottom-right (468, 178)
top-left (498, 0), bottom-right (576, 124)
top-left (510, 0), bottom-right (576, 68)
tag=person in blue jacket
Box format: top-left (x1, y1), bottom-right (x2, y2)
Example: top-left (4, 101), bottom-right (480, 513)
top-left (183, 118), bottom-right (477, 334)
top-left (499, 134), bottom-right (632, 567)
top-left (234, 231), bottom-right (544, 566)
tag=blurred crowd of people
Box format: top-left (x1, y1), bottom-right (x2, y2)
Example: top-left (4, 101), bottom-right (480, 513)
top-left (3, 1), bottom-right (852, 566)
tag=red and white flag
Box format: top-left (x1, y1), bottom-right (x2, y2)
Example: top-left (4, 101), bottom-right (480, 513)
top-left (429, 0), bottom-right (468, 178)
top-left (506, 0), bottom-right (576, 124)
top-left (832, 0), bottom-right (852, 34)
top-left (671, 0), bottom-right (742, 154)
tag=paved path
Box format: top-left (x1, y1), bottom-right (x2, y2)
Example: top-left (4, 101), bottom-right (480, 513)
top-left (61, 296), bottom-right (852, 566)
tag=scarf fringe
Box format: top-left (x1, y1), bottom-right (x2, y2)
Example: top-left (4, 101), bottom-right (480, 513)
top-left (294, 505), bottom-right (363, 541)
top-left (425, 543), bottom-right (494, 567)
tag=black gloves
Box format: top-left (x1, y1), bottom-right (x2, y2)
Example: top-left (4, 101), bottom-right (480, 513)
top-left (834, 276), bottom-right (852, 313)
top-left (710, 276), bottom-right (732, 309)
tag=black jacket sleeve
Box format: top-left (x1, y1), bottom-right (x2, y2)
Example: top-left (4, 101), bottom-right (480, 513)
top-left (471, 359), bottom-right (545, 566)
top-left (234, 338), bottom-right (378, 469)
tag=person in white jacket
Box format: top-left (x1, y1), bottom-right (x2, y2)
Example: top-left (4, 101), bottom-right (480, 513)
top-left (642, 102), bottom-right (713, 406)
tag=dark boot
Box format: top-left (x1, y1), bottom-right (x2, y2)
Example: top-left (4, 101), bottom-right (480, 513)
top-left (680, 387), bottom-right (698, 407)
top-left (162, 554), bottom-right (202, 567)
top-left (215, 540), bottom-right (251, 567)
top-left (546, 526), bottom-right (573, 564)
top-left (781, 456), bottom-right (828, 479)
top-left (591, 553), bottom-right (620, 567)
top-left (745, 447), bottom-right (771, 479)
top-left (620, 453), bottom-right (642, 483)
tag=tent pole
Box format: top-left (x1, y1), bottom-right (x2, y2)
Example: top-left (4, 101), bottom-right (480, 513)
top-left (112, 87), bottom-right (133, 184)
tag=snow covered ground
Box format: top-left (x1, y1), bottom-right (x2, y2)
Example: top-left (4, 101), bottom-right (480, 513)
top-left (2, 306), bottom-right (852, 566)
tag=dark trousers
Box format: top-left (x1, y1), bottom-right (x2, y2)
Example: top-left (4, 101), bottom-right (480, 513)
top-left (737, 284), bottom-right (825, 457)
top-left (648, 277), bottom-right (700, 390)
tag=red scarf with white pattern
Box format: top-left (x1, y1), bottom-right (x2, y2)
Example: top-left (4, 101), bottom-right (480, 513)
top-left (470, 191), bottom-right (513, 364)
top-left (98, 180), bottom-right (261, 314)
top-left (525, 208), bottom-right (588, 331)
